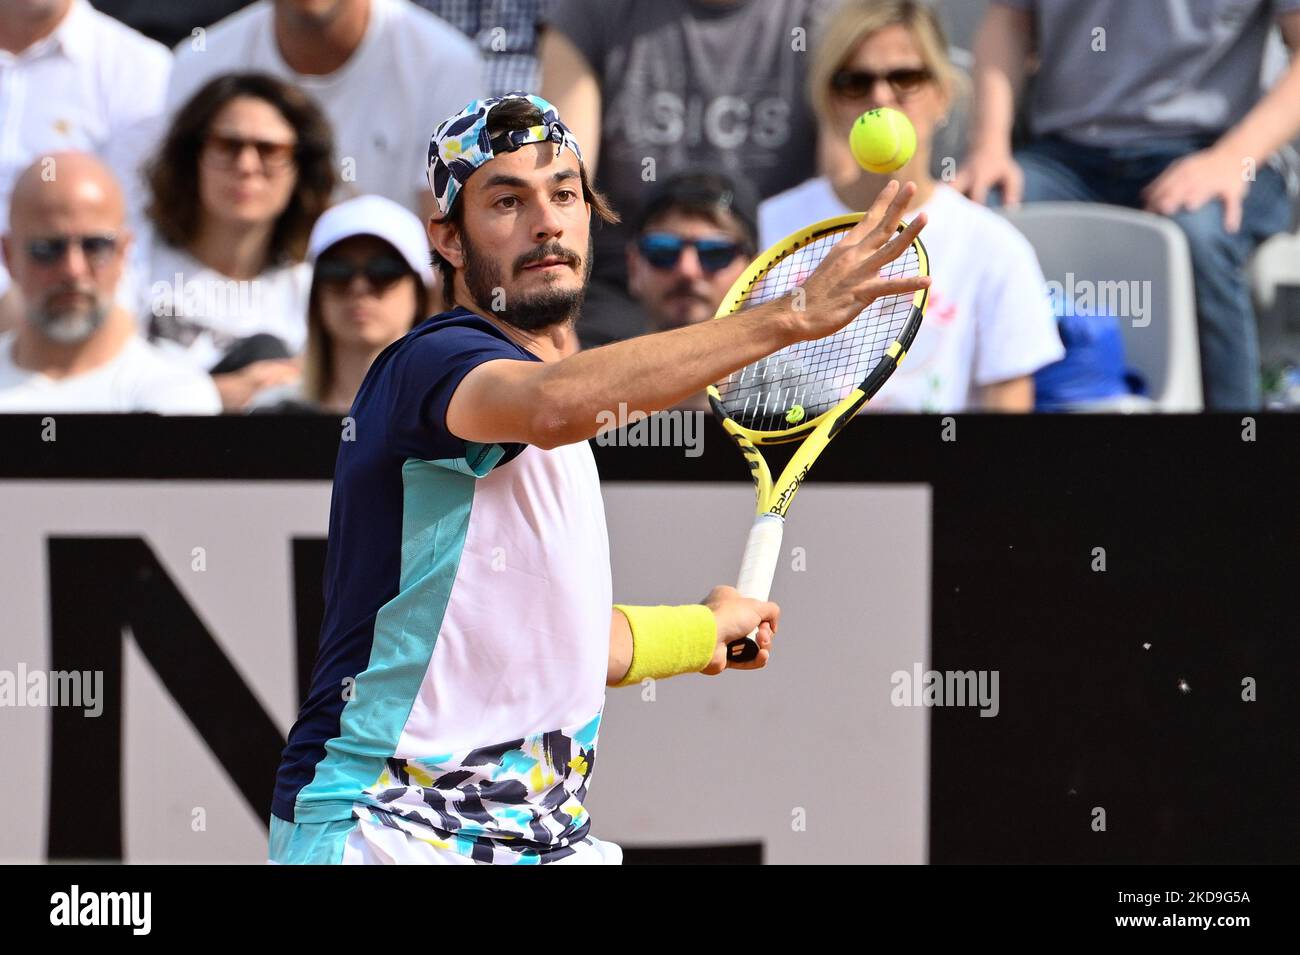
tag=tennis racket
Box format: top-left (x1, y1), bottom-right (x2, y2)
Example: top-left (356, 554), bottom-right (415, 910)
top-left (708, 213), bottom-right (929, 663)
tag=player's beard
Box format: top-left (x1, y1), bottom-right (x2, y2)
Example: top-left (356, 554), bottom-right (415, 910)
top-left (29, 284), bottom-right (109, 344)
top-left (462, 229), bottom-right (592, 333)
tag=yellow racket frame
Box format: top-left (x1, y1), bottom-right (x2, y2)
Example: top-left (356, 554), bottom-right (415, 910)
top-left (707, 213), bottom-right (929, 519)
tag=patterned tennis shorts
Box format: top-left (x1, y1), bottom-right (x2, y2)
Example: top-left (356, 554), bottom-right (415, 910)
top-left (268, 810), bottom-right (623, 865)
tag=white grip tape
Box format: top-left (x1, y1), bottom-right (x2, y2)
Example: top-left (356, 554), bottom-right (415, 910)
top-left (736, 513), bottom-right (785, 603)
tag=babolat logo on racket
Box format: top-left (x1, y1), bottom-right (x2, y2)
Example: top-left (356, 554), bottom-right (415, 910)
top-left (772, 463), bottom-right (812, 513)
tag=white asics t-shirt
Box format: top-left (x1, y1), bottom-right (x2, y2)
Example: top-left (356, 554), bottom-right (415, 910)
top-left (0, 329), bottom-right (221, 413)
top-left (759, 180), bottom-right (1064, 412)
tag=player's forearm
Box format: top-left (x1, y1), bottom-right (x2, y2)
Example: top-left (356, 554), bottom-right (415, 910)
top-left (1214, 50), bottom-right (1300, 165)
top-left (968, 6), bottom-right (1034, 153)
top-left (530, 301), bottom-right (798, 447)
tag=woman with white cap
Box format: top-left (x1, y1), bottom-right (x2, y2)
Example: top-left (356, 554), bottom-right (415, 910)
top-left (252, 195), bottom-right (433, 413)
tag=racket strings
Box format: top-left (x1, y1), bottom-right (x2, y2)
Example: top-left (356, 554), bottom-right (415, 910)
top-left (717, 228), bottom-right (920, 433)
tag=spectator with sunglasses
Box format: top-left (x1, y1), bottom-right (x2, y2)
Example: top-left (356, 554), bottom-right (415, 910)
top-left (0, 153), bottom-right (220, 413)
top-left (137, 72), bottom-right (336, 410)
top-left (164, 0), bottom-right (483, 221)
top-left (760, 0), bottom-right (1062, 413)
top-left (627, 171), bottom-right (757, 338)
top-left (250, 195), bottom-right (432, 413)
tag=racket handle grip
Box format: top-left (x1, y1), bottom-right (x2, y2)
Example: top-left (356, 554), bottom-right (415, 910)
top-left (728, 514), bottom-right (785, 664)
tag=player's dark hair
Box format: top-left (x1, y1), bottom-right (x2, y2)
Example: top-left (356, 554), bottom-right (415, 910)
top-left (432, 98), bottom-right (619, 309)
top-left (145, 71), bottom-right (336, 265)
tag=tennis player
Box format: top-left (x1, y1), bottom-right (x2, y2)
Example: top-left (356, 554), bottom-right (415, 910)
top-left (269, 93), bottom-right (929, 865)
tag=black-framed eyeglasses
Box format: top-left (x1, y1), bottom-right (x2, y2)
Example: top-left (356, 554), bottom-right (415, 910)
top-left (25, 234), bottom-right (119, 267)
top-left (316, 255), bottom-right (411, 291)
top-left (831, 67), bottom-right (933, 99)
top-left (637, 233), bottom-right (744, 273)
top-left (202, 133), bottom-right (298, 171)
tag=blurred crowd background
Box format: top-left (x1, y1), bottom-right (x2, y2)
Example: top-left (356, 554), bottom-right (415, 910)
top-left (1, 0), bottom-right (1297, 417)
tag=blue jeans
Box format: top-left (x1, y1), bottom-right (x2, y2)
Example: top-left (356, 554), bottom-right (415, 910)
top-left (994, 135), bottom-right (1293, 410)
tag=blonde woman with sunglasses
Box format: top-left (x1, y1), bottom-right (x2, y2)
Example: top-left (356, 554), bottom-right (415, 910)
top-left (760, 0), bottom-right (1063, 413)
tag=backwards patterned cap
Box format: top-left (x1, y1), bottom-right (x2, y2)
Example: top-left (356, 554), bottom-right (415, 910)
top-left (426, 92), bottom-right (584, 220)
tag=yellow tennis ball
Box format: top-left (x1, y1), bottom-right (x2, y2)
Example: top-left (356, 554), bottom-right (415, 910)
top-left (786, 404), bottom-right (805, 424)
top-left (850, 108), bottom-right (917, 174)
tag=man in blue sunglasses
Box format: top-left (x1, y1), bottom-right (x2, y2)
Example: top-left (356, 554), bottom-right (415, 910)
top-left (627, 170), bottom-right (759, 335)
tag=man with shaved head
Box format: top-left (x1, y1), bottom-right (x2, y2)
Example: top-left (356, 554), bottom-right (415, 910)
top-left (0, 152), bottom-right (220, 412)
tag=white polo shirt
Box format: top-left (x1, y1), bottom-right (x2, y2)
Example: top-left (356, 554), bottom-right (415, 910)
top-left (0, 0), bottom-right (173, 296)
top-left (0, 328), bottom-right (222, 414)
top-left (165, 0), bottom-right (484, 216)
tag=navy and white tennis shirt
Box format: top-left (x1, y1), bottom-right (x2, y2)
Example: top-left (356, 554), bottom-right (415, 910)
top-left (271, 308), bottom-right (612, 864)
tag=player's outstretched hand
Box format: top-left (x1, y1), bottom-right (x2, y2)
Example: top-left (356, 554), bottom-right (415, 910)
top-left (699, 585), bottom-right (779, 673)
top-left (790, 179), bottom-right (930, 344)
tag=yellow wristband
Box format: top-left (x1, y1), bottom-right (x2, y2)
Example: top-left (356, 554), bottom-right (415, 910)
top-left (613, 604), bottom-right (717, 686)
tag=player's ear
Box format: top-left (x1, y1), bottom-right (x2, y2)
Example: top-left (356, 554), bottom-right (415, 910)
top-left (428, 217), bottom-right (464, 270)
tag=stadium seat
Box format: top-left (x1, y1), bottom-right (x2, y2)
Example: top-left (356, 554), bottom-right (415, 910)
top-left (1001, 203), bottom-right (1204, 412)
top-left (1251, 229), bottom-right (1300, 370)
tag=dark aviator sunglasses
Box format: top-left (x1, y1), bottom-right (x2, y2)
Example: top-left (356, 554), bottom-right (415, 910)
top-left (25, 234), bottom-right (118, 266)
top-left (637, 233), bottom-right (744, 273)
